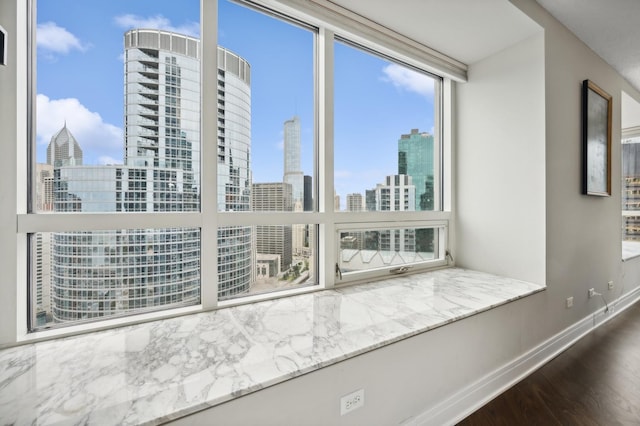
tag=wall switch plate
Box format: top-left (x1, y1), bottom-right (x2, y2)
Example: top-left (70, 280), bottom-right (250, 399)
top-left (566, 297), bottom-right (573, 308)
top-left (608, 281), bottom-right (614, 290)
top-left (340, 389), bottom-right (364, 415)
top-left (588, 288), bottom-right (596, 298)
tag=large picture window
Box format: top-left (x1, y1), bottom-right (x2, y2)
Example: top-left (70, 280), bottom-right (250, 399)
top-left (23, 0), bottom-right (449, 336)
top-left (334, 40), bottom-right (440, 213)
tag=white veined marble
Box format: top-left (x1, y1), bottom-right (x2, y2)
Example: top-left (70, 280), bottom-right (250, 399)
top-left (0, 267), bottom-right (543, 425)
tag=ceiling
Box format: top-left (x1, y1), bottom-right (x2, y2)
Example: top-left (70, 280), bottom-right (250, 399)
top-left (327, 0), bottom-right (541, 66)
top-left (536, 0), bottom-right (640, 95)
top-left (327, 0), bottom-right (640, 96)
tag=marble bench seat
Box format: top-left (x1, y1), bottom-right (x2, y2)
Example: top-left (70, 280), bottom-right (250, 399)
top-left (0, 267), bottom-right (544, 425)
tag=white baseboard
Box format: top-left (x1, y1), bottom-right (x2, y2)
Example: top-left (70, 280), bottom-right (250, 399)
top-left (405, 286), bottom-right (640, 426)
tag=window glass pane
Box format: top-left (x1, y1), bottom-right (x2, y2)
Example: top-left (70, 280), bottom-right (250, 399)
top-left (31, 229), bottom-right (200, 329)
top-left (338, 226), bottom-right (441, 276)
top-left (31, 1), bottom-right (201, 330)
top-left (334, 41), bottom-right (439, 212)
top-left (218, 225), bottom-right (317, 301)
top-left (34, 1), bottom-right (201, 213)
top-left (216, 1), bottom-right (316, 300)
top-left (622, 135), bottom-right (640, 258)
top-left (217, 0), bottom-right (315, 213)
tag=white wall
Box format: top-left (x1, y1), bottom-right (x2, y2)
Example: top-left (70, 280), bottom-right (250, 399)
top-left (511, 0), bottom-right (640, 337)
top-left (169, 0), bottom-right (640, 424)
top-left (456, 32), bottom-right (546, 285)
top-left (170, 294), bottom-right (545, 426)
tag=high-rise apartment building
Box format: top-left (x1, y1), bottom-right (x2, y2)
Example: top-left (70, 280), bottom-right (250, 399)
top-left (375, 174), bottom-right (416, 212)
top-left (398, 129), bottom-right (434, 210)
top-left (215, 43), bottom-right (254, 298)
top-left (124, 29), bottom-right (253, 299)
top-left (34, 163), bottom-right (54, 325)
top-left (49, 163), bottom-right (201, 322)
top-left (346, 193), bottom-right (364, 212)
top-left (375, 174), bottom-right (416, 252)
top-left (283, 116), bottom-right (304, 203)
top-left (41, 30), bottom-right (254, 324)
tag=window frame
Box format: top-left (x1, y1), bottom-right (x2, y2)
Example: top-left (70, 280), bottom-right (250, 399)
top-left (621, 126), bottom-right (640, 259)
top-left (335, 220), bottom-right (449, 285)
top-left (7, 0), bottom-right (458, 346)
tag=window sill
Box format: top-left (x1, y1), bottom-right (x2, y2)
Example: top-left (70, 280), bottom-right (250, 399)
top-left (0, 267), bottom-right (544, 425)
top-left (622, 241), bottom-right (640, 261)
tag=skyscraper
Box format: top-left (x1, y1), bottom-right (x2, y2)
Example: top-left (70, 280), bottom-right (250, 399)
top-left (303, 174), bottom-right (313, 212)
top-left (41, 30), bottom-right (254, 324)
top-left (375, 174), bottom-right (416, 252)
top-left (398, 129), bottom-right (434, 210)
top-left (46, 123), bottom-right (83, 167)
top-left (375, 174), bottom-right (416, 212)
top-left (346, 193), bottom-right (364, 211)
top-left (283, 116), bottom-right (304, 204)
top-left (50, 163), bottom-right (201, 322)
top-left (125, 29), bottom-right (253, 299)
top-left (215, 45), bottom-right (253, 298)
top-left (124, 29), bottom-right (200, 210)
top-left (34, 164), bottom-right (54, 325)
top-left (252, 182), bottom-right (293, 271)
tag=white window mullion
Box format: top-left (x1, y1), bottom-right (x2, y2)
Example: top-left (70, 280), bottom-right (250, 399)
top-left (442, 79), bottom-right (455, 263)
top-left (318, 26), bottom-right (335, 289)
top-left (200, 0), bottom-right (218, 310)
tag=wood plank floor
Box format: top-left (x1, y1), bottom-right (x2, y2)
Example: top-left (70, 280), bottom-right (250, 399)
top-left (458, 303), bottom-right (640, 425)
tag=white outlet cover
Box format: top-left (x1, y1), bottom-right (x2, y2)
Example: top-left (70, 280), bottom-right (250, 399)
top-left (340, 389), bottom-right (365, 415)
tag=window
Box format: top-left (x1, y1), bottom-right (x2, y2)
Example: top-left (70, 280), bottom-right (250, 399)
top-left (18, 0), bottom-right (452, 339)
top-left (334, 40), bottom-right (440, 213)
top-left (216, 0), bottom-right (317, 301)
top-left (337, 223), bottom-right (447, 283)
top-left (622, 129), bottom-right (640, 259)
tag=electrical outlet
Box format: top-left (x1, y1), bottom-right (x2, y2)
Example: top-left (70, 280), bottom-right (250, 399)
top-left (588, 288), bottom-right (596, 298)
top-left (340, 389), bottom-right (364, 416)
top-left (608, 281), bottom-right (614, 290)
top-left (566, 296), bottom-right (573, 308)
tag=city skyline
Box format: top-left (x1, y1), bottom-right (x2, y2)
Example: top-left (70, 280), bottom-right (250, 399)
top-left (35, 0), bottom-right (436, 204)
top-left (34, 22), bottom-right (316, 325)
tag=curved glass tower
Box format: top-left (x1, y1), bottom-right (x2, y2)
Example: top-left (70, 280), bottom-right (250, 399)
top-left (48, 30), bottom-right (253, 323)
top-left (215, 47), bottom-right (253, 298)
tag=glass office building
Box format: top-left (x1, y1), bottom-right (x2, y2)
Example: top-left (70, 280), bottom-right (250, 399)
top-left (398, 129), bottom-right (434, 211)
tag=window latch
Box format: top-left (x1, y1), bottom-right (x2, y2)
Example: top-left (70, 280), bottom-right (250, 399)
top-left (335, 263), bottom-right (342, 280)
top-left (390, 265), bottom-right (412, 274)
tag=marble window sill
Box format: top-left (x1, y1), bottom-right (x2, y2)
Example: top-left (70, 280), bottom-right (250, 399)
top-left (0, 267), bottom-right (544, 425)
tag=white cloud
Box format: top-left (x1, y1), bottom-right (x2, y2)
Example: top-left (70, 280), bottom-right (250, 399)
top-left (37, 22), bottom-right (88, 54)
top-left (381, 63), bottom-right (434, 98)
top-left (98, 156), bottom-right (123, 166)
top-left (114, 14), bottom-right (200, 37)
top-left (37, 94), bottom-right (123, 164)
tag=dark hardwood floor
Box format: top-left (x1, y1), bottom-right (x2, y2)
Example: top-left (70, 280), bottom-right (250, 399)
top-left (458, 303), bottom-right (640, 425)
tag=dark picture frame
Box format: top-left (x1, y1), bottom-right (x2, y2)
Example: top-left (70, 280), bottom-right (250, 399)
top-left (582, 79), bottom-right (612, 196)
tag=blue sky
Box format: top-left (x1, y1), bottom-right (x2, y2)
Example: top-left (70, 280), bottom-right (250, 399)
top-left (36, 0), bottom-right (435, 204)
